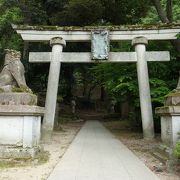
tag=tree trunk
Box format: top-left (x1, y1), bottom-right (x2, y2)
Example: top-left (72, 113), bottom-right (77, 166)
top-left (87, 84), bottom-right (96, 100)
top-left (152, 0), bottom-right (169, 23)
top-left (152, 0), bottom-right (180, 54)
top-left (166, 0), bottom-right (173, 22)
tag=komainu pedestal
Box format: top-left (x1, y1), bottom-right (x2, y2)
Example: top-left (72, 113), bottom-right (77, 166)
top-left (0, 50), bottom-right (45, 158)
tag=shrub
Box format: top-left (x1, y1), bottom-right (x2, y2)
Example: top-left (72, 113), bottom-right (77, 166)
top-left (174, 133), bottom-right (180, 159)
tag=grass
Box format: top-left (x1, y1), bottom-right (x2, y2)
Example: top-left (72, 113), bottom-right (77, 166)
top-left (0, 150), bottom-right (49, 169)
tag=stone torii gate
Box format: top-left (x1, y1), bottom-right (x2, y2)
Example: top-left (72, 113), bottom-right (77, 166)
top-left (13, 24), bottom-right (180, 140)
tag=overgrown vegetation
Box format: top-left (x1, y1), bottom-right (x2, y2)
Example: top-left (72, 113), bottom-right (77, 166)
top-left (174, 133), bottom-right (180, 159)
top-left (175, 140), bottom-right (180, 158)
top-left (0, 150), bottom-right (49, 169)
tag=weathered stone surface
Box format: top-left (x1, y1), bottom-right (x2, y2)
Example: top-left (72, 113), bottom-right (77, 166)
top-left (160, 115), bottom-right (180, 147)
top-left (42, 37), bottom-right (65, 141)
top-left (0, 146), bottom-right (40, 158)
top-left (132, 36), bottom-right (154, 139)
top-left (0, 105), bottom-right (45, 115)
top-left (0, 49), bottom-right (32, 93)
top-left (13, 24), bottom-right (180, 42)
top-left (0, 103), bottom-right (44, 159)
top-left (91, 30), bottom-right (109, 60)
top-left (29, 51), bottom-right (170, 63)
top-left (156, 106), bottom-right (180, 147)
top-left (132, 36), bottom-right (148, 46)
top-left (50, 37), bottom-right (66, 47)
top-left (164, 96), bottom-right (180, 106)
top-left (164, 91), bottom-right (180, 106)
top-left (165, 96), bottom-right (180, 106)
top-left (0, 115), bottom-right (42, 146)
top-left (156, 106), bottom-right (180, 115)
top-left (0, 93), bottom-right (37, 105)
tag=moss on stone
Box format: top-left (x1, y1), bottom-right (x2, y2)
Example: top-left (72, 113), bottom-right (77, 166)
top-left (57, 95), bottom-right (63, 103)
top-left (12, 85), bottom-right (33, 94)
top-left (0, 150), bottom-right (49, 169)
top-left (12, 23), bottom-right (180, 31)
top-left (28, 96), bottom-right (37, 105)
top-left (166, 91), bottom-right (180, 97)
top-left (0, 88), bottom-right (4, 93)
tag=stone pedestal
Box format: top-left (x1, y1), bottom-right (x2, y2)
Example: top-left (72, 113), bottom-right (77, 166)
top-left (0, 93), bottom-right (37, 105)
top-left (0, 105), bottom-right (45, 158)
top-left (156, 106), bottom-right (180, 147)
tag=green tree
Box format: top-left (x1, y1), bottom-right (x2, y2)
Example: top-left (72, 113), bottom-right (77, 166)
top-left (0, 1), bottom-right (23, 50)
top-left (143, 0), bottom-right (180, 53)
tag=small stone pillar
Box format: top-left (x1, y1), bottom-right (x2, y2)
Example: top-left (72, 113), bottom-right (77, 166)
top-left (156, 91), bottom-right (180, 148)
top-left (109, 99), bottom-right (116, 114)
top-left (132, 37), bottom-right (155, 139)
top-left (71, 99), bottom-right (76, 114)
top-left (42, 37), bottom-right (66, 141)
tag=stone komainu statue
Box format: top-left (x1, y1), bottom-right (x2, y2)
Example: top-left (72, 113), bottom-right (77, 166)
top-left (0, 49), bottom-right (31, 93)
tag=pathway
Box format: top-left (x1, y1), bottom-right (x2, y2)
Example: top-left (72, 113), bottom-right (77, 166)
top-left (48, 121), bottom-right (159, 180)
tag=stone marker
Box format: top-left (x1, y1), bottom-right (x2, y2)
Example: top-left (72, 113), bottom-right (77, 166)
top-left (109, 99), bottom-right (116, 113)
top-left (0, 50), bottom-right (45, 158)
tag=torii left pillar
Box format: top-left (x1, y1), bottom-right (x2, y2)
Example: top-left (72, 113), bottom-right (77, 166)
top-left (42, 37), bottom-right (66, 141)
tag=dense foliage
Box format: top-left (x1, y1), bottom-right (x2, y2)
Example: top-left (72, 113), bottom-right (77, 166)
top-left (174, 133), bottom-right (180, 158)
top-left (175, 140), bottom-right (180, 158)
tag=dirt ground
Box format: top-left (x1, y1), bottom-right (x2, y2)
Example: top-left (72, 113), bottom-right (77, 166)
top-left (103, 120), bottom-right (180, 180)
top-left (0, 122), bottom-right (83, 180)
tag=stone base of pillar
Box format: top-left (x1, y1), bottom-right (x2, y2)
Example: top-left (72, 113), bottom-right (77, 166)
top-left (41, 128), bottom-right (53, 143)
top-left (0, 105), bottom-right (45, 158)
top-left (0, 146), bottom-right (40, 159)
top-left (0, 93), bottom-right (37, 105)
top-left (143, 129), bottom-right (155, 140)
top-left (155, 106), bottom-right (180, 148)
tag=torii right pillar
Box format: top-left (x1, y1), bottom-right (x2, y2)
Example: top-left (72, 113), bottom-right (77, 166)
top-left (132, 37), bottom-right (155, 139)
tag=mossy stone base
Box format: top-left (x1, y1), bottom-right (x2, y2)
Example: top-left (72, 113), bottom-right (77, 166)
top-left (0, 146), bottom-right (40, 159)
top-left (0, 93), bottom-right (37, 105)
